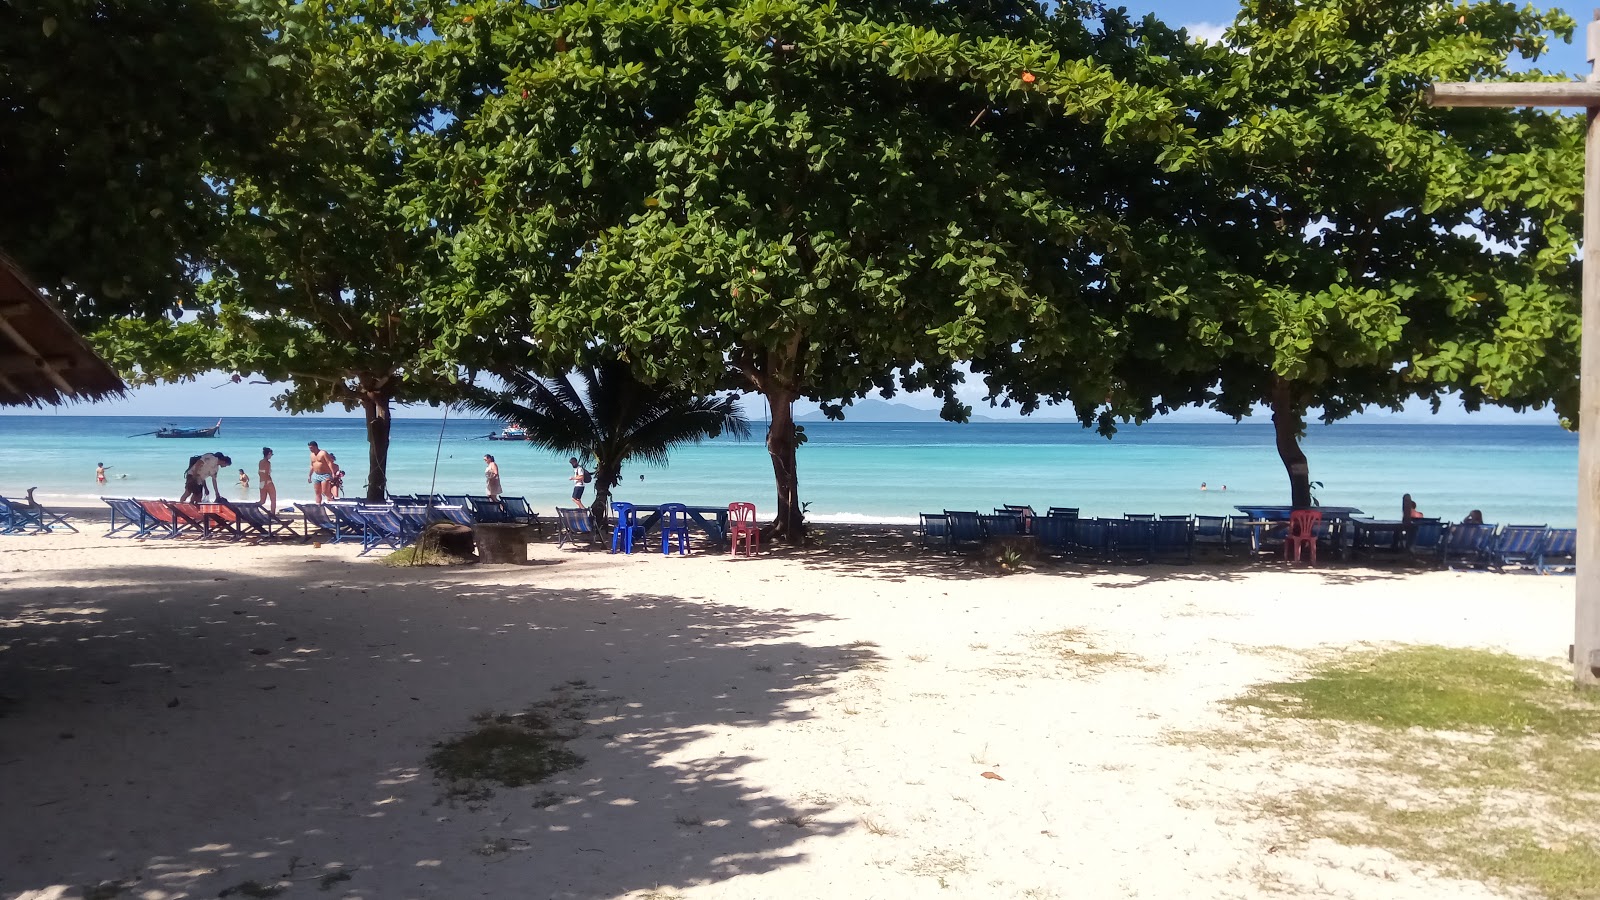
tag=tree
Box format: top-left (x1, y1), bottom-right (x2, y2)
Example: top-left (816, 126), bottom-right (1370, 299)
top-left (94, 0), bottom-right (466, 501)
top-left (463, 359), bottom-right (750, 527)
top-left (430, 0), bottom-right (1192, 541)
top-left (1, 0), bottom-right (287, 324)
top-left (976, 0), bottom-right (1582, 509)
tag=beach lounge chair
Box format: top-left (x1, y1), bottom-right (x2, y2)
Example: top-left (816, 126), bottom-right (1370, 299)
top-left (301, 503), bottom-right (362, 542)
top-left (468, 495), bottom-right (510, 523)
top-left (1406, 518), bottom-right (1445, 561)
top-left (1151, 519), bottom-right (1193, 563)
top-left (442, 494), bottom-right (471, 509)
top-left (137, 500), bottom-right (184, 539)
top-left (1110, 518), bottom-right (1155, 563)
top-left (1070, 517), bottom-right (1107, 558)
top-left (980, 513), bottom-right (1023, 539)
top-left (427, 504), bottom-right (477, 528)
top-left (1537, 528), bottom-right (1576, 575)
top-left (1032, 515), bottom-right (1072, 555)
top-left (918, 513), bottom-right (949, 550)
top-left (1123, 513), bottom-right (1155, 522)
top-left (165, 501), bottom-right (228, 539)
top-left (999, 505), bottom-right (1036, 534)
top-left (352, 507), bottom-right (414, 555)
top-left (555, 506), bottom-right (601, 549)
top-left (1488, 525), bottom-right (1548, 572)
top-left (102, 498), bottom-right (156, 538)
top-left (1442, 522), bottom-right (1497, 569)
top-left (1046, 507), bottom-right (1079, 519)
top-left (1193, 515), bottom-right (1230, 552)
top-left (499, 496), bottom-right (541, 528)
top-left (943, 511), bottom-right (983, 548)
top-left (227, 501), bottom-right (299, 539)
top-left (0, 495), bottom-right (66, 534)
top-left (196, 502), bottom-right (246, 540)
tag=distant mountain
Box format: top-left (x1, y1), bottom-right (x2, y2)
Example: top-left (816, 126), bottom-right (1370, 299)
top-left (791, 399), bottom-right (1073, 423)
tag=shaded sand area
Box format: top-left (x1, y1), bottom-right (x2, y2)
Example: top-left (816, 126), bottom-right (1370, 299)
top-left (0, 522), bottom-right (1579, 899)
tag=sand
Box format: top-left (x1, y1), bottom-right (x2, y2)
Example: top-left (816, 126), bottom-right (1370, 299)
top-left (0, 516), bottom-right (1574, 900)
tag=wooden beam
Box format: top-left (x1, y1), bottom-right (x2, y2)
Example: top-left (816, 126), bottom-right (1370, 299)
top-left (0, 355), bottom-right (77, 377)
top-left (0, 315), bottom-right (74, 395)
top-left (1427, 81), bottom-right (1600, 108)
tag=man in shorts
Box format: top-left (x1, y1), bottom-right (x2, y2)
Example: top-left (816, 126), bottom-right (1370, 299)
top-left (182, 452), bottom-right (232, 502)
top-left (568, 456), bottom-right (587, 507)
top-left (308, 441), bottom-right (336, 504)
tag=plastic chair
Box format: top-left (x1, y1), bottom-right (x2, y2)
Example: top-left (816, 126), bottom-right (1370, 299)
top-left (611, 502), bottom-right (644, 554)
top-left (728, 502), bottom-right (759, 557)
top-left (1284, 509), bottom-right (1322, 564)
top-left (659, 503), bottom-right (691, 556)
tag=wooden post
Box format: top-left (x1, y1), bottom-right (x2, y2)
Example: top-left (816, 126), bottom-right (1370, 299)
top-left (1429, 11), bottom-right (1600, 687)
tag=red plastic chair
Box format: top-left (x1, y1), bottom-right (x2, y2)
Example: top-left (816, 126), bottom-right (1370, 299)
top-left (1284, 509), bottom-right (1322, 564)
top-left (728, 502), bottom-right (759, 557)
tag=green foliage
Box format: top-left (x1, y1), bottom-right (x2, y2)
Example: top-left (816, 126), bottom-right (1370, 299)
top-left (464, 358), bottom-right (750, 524)
top-left (0, 0), bottom-right (289, 323)
top-left (432, 0), bottom-right (1196, 535)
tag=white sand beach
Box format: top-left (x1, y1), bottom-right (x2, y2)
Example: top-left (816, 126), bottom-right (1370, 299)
top-left (0, 520), bottom-right (1574, 900)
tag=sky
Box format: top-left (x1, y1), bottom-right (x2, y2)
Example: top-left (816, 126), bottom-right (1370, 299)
top-left (5, 0), bottom-right (1579, 426)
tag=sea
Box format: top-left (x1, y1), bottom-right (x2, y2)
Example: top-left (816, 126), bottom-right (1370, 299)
top-left (0, 416), bottom-right (1578, 527)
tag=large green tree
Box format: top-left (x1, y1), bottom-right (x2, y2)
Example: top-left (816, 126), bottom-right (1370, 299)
top-left (977, 0), bottom-right (1582, 509)
top-left (95, 0), bottom-right (466, 501)
top-left (1, 0), bottom-right (286, 323)
top-left (430, 0), bottom-right (1192, 540)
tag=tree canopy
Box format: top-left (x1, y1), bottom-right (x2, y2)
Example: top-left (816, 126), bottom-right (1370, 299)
top-left (430, 0), bottom-right (1198, 538)
top-left (0, 0), bottom-right (287, 324)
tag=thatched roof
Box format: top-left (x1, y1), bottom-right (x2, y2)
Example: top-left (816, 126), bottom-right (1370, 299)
top-left (0, 251), bottom-right (126, 407)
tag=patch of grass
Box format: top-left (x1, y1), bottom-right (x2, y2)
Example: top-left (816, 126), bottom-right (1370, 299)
top-left (861, 816), bottom-right (894, 836)
top-left (381, 544), bottom-right (475, 567)
top-left (1200, 645), bottom-right (1600, 900)
top-left (1230, 645), bottom-right (1600, 734)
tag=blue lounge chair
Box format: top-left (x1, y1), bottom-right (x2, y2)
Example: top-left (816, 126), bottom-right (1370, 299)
top-left (428, 505), bottom-right (477, 528)
top-left (442, 495), bottom-right (471, 509)
top-left (1407, 518), bottom-right (1445, 561)
top-left (981, 514), bottom-right (1023, 539)
top-left (918, 513), bottom-right (948, 549)
top-left (228, 501), bottom-right (299, 539)
top-left (1442, 522), bottom-right (1498, 569)
top-left (1123, 513), bottom-right (1155, 522)
top-left (499, 496), bottom-right (541, 527)
top-left (999, 505), bottom-right (1035, 534)
top-left (1151, 519), bottom-right (1193, 563)
top-left (1193, 515), bottom-right (1230, 551)
top-left (1046, 507), bottom-right (1079, 519)
top-left (944, 511), bottom-right (983, 548)
top-left (0, 496), bottom-right (49, 534)
top-left (1032, 515), bottom-right (1072, 555)
top-left (1111, 518), bottom-right (1156, 563)
top-left (302, 503), bottom-right (363, 542)
top-left (555, 506), bottom-right (600, 549)
top-left (1070, 518), bottom-right (1108, 557)
top-left (102, 498), bottom-right (155, 538)
top-left (659, 503), bottom-right (691, 556)
top-left (1538, 528), bottom-right (1576, 575)
top-left (352, 507), bottom-right (414, 555)
top-left (1488, 525), bottom-right (1548, 572)
top-left (468, 495), bottom-right (510, 523)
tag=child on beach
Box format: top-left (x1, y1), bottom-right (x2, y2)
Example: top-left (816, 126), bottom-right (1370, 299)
top-left (96, 463), bottom-right (106, 485)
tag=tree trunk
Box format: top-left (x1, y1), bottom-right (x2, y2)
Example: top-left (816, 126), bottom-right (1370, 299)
top-left (1269, 376), bottom-right (1313, 509)
top-left (361, 389), bottom-right (393, 503)
top-left (590, 460), bottom-right (620, 530)
top-left (764, 387), bottom-right (804, 542)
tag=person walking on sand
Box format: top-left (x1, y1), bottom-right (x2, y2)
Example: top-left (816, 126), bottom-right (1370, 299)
top-left (569, 456), bottom-right (588, 507)
top-left (258, 448), bottom-right (277, 514)
top-left (307, 441), bottom-right (335, 503)
top-left (484, 454), bottom-right (502, 500)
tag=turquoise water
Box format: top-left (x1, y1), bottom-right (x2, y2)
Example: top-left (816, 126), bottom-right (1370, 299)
top-left (0, 415), bottom-right (1578, 526)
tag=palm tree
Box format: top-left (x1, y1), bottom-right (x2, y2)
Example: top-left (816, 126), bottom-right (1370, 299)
top-left (466, 360), bottom-right (750, 527)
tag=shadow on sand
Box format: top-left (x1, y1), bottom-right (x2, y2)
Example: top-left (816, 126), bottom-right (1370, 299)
top-left (0, 557), bottom-right (879, 899)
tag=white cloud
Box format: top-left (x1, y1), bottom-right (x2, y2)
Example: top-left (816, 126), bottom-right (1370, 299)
top-left (1182, 21), bottom-right (1228, 44)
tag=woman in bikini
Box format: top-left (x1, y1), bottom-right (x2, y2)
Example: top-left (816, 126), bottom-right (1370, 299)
top-left (258, 448), bottom-right (277, 513)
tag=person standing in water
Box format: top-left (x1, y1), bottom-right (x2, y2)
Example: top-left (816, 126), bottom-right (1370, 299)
top-left (258, 448), bottom-right (277, 514)
top-left (237, 468), bottom-right (250, 496)
top-left (484, 454), bottom-right (502, 500)
top-left (96, 463), bottom-right (107, 485)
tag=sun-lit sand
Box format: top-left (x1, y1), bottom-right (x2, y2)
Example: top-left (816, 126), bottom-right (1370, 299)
top-left (0, 516), bottom-right (1573, 900)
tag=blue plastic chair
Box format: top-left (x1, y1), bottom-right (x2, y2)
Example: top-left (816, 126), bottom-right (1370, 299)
top-left (611, 502), bottom-right (645, 554)
top-left (659, 503), bottom-right (691, 556)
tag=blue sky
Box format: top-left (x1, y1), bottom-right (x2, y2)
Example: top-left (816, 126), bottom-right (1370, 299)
top-left (7, 0), bottom-right (1577, 425)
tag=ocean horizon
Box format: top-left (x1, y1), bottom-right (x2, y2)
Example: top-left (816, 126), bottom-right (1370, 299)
top-left (0, 415), bottom-right (1577, 527)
